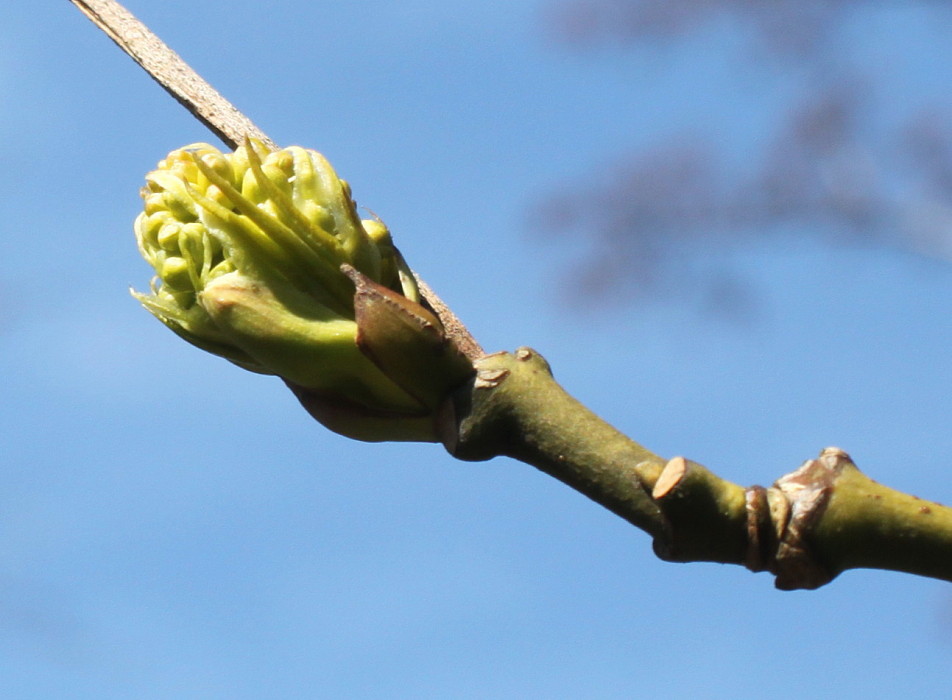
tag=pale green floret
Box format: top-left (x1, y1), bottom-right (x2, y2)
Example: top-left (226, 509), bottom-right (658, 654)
top-left (199, 273), bottom-right (424, 411)
top-left (132, 139), bottom-right (433, 420)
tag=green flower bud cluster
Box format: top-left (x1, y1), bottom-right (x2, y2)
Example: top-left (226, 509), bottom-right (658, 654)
top-left (133, 140), bottom-right (473, 441)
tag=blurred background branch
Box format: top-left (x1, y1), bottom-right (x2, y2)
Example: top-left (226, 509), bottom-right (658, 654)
top-left (535, 0), bottom-right (952, 312)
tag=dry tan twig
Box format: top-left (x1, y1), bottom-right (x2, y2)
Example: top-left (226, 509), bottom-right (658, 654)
top-left (69, 0), bottom-right (274, 150)
top-left (69, 0), bottom-right (482, 358)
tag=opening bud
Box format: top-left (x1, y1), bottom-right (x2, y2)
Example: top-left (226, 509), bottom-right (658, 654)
top-left (133, 140), bottom-right (474, 441)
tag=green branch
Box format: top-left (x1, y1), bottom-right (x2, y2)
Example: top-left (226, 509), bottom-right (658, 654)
top-left (442, 348), bottom-right (952, 589)
top-left (442, 348), bottom-right (667, 538)
top-left (74, 0), bottom-right (952, 591)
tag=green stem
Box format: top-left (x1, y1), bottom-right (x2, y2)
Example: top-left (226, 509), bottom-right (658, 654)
top-left (443, 348), bottom-right (952, 589)
top-left (812, 456), bottom-right (952, 583)
top-left (442, 348), bottom-right (667, 539)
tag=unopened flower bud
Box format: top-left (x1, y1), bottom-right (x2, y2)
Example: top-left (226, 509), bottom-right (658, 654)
top-left (133, 139), bottom-right (474, 441)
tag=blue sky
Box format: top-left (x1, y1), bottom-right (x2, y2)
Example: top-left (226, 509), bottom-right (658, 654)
top-left (2, 1), bottom-right (951, 697)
